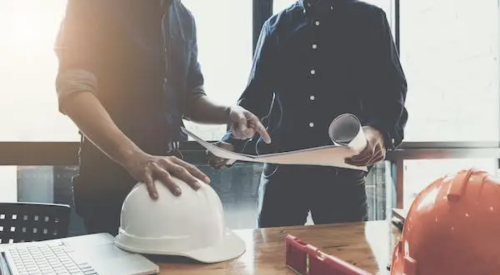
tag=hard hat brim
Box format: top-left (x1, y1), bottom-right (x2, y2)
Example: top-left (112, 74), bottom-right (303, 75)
top-left (181, 228), bottom-right (246, 263)
top-left (115, 228), bottom-right (246, 264)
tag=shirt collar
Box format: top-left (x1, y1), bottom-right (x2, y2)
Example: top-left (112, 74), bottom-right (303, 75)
top-left (298, 0), bottom-right (340, 14)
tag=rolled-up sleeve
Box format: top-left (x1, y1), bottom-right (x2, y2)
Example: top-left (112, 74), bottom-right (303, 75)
top-left (54, 0), bottom-right (100, 113)
top-left (363, 9), bottom-right (408, 150)
top-left (184, 16), bottom-right (206, 112)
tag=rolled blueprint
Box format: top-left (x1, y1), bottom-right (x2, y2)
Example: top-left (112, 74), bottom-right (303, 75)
top-left (182, 113), bottom-right (368, 171)
top-left (328, 113), bottom-right (367, 154)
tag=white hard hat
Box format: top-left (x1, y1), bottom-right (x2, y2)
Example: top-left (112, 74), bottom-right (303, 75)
top-left (114, 178), bottom-right (246, 263)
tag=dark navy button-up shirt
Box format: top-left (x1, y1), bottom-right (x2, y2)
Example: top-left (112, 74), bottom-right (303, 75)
top-left (55, 0), bottom-right (205, 157)
top-left (222, 0), bottom-right (408, 156)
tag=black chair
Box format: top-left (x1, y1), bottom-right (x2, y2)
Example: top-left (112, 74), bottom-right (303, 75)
top-left (0, 202), bottom-right (71, 244)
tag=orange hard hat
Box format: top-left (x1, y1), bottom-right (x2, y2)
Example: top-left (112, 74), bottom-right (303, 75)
top-left (390, 168), bottom-right (500, 275)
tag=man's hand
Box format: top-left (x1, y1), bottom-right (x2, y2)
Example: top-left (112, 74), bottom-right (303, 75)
top-left (124, 152), bottom-right (210, 200)
top-left (59, 86), bottom-right (209, 201)
top-left (207, 141), bottom-right (235, 170)
top-left (345, 126), bottom-right (386, 167)
top-left (228, 106), bottom-right (271, 144)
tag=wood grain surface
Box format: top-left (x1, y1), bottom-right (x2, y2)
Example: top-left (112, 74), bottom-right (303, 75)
top-left (155, 220), bottom-right (401, 275)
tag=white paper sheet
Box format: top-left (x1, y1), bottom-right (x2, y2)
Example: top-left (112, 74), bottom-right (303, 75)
top-left (181, 113), bottom-right (368, 171)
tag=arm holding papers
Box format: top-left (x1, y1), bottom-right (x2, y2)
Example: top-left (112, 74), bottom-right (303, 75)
top-left (359, 10), bottom-right (408, 152)
top-left (343, 12), bottom-right (408, 167)
top-left (185, 114), bottom-right (369, 171)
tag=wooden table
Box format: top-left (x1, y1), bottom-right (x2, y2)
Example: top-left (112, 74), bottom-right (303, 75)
top-left (156, 220), bottom-right (401, 275)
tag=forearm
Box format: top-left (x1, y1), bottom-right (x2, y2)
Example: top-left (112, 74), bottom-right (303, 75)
top-left (364, 10), bottom-right (408, 149)
top-left (184, 95), bottom-right (231, 124)
top-left (363, 64), bottom-right (407, 149)
top-left (364, 63), bottom-right (408, 149)
top-left (61, 92), bottom-right (144, 167)
top-left (55, 2), bottom-right (141, 166)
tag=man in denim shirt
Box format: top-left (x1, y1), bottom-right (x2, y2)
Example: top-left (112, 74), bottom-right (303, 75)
top-left (54, 0), bottom-right (270, 235)
top-left (209, 0), bottom-right (408, 228)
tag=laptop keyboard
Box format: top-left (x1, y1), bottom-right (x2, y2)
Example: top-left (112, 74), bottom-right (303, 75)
top-left (6, 241), bottom-right (98, 275)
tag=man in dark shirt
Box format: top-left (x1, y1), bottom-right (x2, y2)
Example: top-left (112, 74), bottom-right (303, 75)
top-left (209, 0), bottom-right (408, 228)
top-left (54, 0), bottom-right (270, 235)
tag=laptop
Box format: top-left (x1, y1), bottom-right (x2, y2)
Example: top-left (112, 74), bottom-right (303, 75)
top-left (0, 233), bottom-right (159, 275)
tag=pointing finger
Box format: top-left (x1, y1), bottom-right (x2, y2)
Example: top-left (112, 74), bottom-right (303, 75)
top-left (248, 115), bottom-right (271, 144)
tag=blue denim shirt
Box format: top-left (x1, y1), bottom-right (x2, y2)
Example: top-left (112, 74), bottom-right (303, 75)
top-left (222, 0), bottom-right (408, 156)
top-left (55, 0), bottom-right (204, 154)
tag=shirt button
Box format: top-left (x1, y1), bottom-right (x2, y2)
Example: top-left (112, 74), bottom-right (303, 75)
top-left (312, 44), bottom-right (318, 49)
top-left (310, 95), bottom-right (315, 100)
top-left (310, 69), bottom-right (316, 75)
top-left (314, 21), bottom-right (320, 26)
top-left (164, 47), bottom-right (167, 53)
top-left (309, 122), bottom-right (315, 128)
top-left (164, 78), bottom-right (168, 84)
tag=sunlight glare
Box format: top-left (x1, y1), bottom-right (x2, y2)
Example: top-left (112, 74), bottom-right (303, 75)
top-left (11, 13), bottom-right (43, 44)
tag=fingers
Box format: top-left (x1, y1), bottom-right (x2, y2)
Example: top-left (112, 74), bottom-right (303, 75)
top-left (345, 146), bottom-right (371, 166)
top-left (147, 156), bottom-right (211, 196)
top-left (143, 164), bottom-right (158, 200)
top-left (362, 149), bottom-right (385, 166)
top-left (150, 162), bottom-right (182, 196)
top-left (232, 112), bottom-right (255, 139)
top-left (169, 157), bottom-right (211, 184)
top-left (206, 142), bottom-right (235, 169)
top-left (347, 153), bottom-right (372, 166)
top-left (208, 153), bottom-right (227, 170)
top-left (234, 112), bottom-right (249, 133)
top-left (346, 145), bottom-right (385, 167)
top-left (167, 163), bottom-right (202, 191)
top-left (247, 115), bottom-right (271, 144)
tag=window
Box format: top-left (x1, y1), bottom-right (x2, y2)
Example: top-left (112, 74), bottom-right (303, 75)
top-left (400, 1), bottom-right (500, 210)
top-left (0, 1), bottom-right (253, 142)
top-left (181, 0), bottom-right (253, 140)
top-left (403, 159), bottom-right (498, 209)
top-left (0, 1), bottom-right (78, 141)
top-left (273, 0), bottom-right (296, 14)
top-left (401, 0), bottom-right (500, 141)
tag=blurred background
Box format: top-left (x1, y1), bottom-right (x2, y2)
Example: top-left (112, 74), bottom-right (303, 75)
top-left (0, 0), bottom-right (499, 236)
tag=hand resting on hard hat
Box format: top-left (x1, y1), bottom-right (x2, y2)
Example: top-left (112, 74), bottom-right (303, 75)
top-left (115, 177), bottom-right (246, 263)
top-left (345, 126), bottom-right (386, 167)
top-left (124, 152), bottom-right (210, 200)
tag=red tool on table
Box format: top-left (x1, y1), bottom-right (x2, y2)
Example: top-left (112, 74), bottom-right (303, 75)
top-left (285, 235), bottom-right (373, 275)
